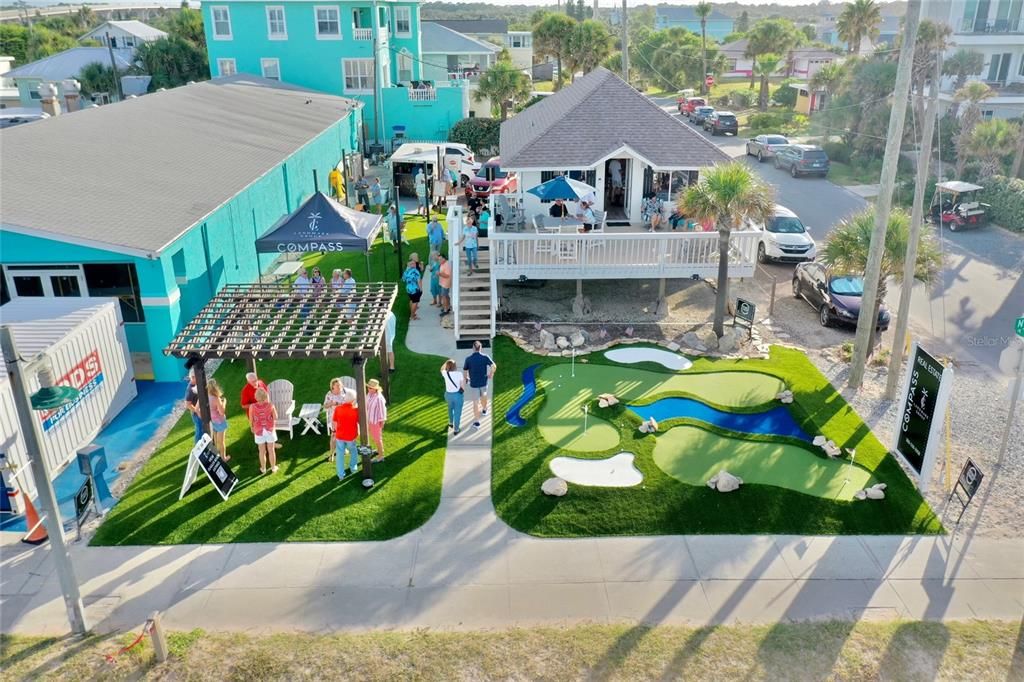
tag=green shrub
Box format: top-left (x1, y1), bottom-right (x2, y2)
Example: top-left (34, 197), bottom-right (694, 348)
top-left (448, 117), bottom-right (500, 154)
top-left (747, 111), bottom-right (788, 131)
top-left (821, 141), bottom-right (852, 164)
top-left (781, 114), bottom-right (809, 136)
top-left (716, 94), bottom-right (731, 107)
top-left (728, 89), bottom-right (756, 109)
top-left (772, 80), bottom-right (798, 108)
top-left (980, 175), bottom-right (1024, 231)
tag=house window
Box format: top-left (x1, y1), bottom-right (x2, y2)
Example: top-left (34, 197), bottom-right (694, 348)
top-left (342, 58), bottom-right (374, 93)
top-left (397, 50), bottom-right (413, 82)
top-left (123, 36), bottom-right (135, 47)
top-left (266, 6), bottom-right (287, 39)
top-left (315, 6), bottom-right (341, 39)
top-left (217, 58), bottom-right (237, 77)
top-left (83, 264), bottom-right (145, 323)
top-left (261, 58), bottom-right (281, 80)
top-left (1019, 54), bottom-right (1024, 77)
top-left (211, 6), bottom-right (232, 39)
top-left (394, 6), bottom-right (411, 36)
top-left (29, 89), bottom-right (41, 100)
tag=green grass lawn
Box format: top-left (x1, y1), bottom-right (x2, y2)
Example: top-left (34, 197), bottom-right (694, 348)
top-left (825, 159), bottom-right (883, 187)
top-left (91, 218), bottom-right (449, 545)
top-left (491, 338), bottom-right (943, 536)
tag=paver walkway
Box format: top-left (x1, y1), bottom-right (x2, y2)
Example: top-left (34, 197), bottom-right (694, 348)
top-left (2, 313), bottom-right (1022, 635)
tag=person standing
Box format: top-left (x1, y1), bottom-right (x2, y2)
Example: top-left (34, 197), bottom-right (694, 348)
top-left (340, 268), bottom-right (356, 319)
top-left (248, 388), bottom-right (279, 474)
top-left (369, 177), bottom-right (383, 210)
top-left (183, 371), bottom-right (204, 443)
top-left (208, 378), bottom-right (229, 462)
top-left (437, 253), bottom-right (452, 316)
top-left (414, 168), bottom-right (428, 217)
top-left (323, 377), bottom-right (347, 462)
top-left (441, 359), bottom-right (466, 435)
top-left (310, 266), bottom-right (326, 295)
top-left (403, 260), bottom-right (423, 320)
top-left (427, 216), bottom-right (445, 255)
top-left (386, 204), bottom-right (401, 247)
top-left (331, 388), bottom-right (360, 478)
top-left (457, 216), bottom-right (479, 276)
top-left (478, 206), bottom-right (491, 237)
top-left (240, 371), bottom-right (269, 410)
top-left (549, 198), bottom-right (569, 219)
top-left (384, 310), bottom-right (397, 372)
top-left (328, 166), bottom-right (344, 201)
top-left (428, 252), bottom-right (442, 307)
top-left (366, 378), bottom-right (387, 463)
top-left (355, 176), bottom-right (370, 209)
top-left (462, 340), bottom-right (495, 429)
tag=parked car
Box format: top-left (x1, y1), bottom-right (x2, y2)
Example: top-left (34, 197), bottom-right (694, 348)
top-left (773, 144), bottom-right (830, 178)
top-left (388, 142), bottom-right (481, 186)
top-left (792, 263), bottom-right (890, 330)
top-left (927, 180), bottom-right (989, 231)
top-left (467, 158), bottom-right (517, 198)
top-left (679, 96), bottom-right (706, 115)
top-left (745, 134), bottom-right (790, 162)
top-left (753, 205), bottom-right (816, 264)
top-left (689, 105), bottom-right (715, 125)
top-left (704, 111), bottom-right (738, 136)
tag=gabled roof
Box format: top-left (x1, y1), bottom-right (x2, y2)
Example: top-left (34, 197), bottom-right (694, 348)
top-left (718, 38), bottom-right (748, 57)
top-left (421, 22), bottom-right (501, 55)
top-left (5, 47), bottom-right (135, 81)
top-left (0, 76), bottom-right (361, 256)
top-left (656, 6), bottom-right (734, 23)
top-left (81, 20), bottom-right (168, 42)
top-left (427, 19), bottom-right (508, 35)
top-left (500, 67), bottom-right (731, 169)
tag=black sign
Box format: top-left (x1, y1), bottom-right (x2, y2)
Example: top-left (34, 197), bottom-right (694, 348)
top-left (956, 458), bottom-right (984, 501)
top-left (74, 477), bottom-right (93, 525)
top-left (895, 346), bottom-right (945, 475)
top-left (197, 444), bottom-right (239, 501)
top-left (734, 297), bottom-right (755, 336)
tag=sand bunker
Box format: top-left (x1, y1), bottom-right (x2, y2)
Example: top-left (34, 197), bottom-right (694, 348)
top-left (604, 347), bottom-right (693, 371)
top-left (549, 452), bottom-right (644, 487)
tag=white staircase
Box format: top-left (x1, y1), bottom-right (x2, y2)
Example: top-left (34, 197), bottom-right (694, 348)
top-left (456, 236), bottom-right (493, 342)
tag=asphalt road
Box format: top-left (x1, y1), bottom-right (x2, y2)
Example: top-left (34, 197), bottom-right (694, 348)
top-left (654, 96), bottom-right (1023, 377)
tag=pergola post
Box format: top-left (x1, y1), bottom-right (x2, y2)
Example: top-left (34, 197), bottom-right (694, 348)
top-left (191, 357), bottom-right (212, 435)
top-left (377, 335), bottom-right (391, 401)
top-left (352, 356), bottom-right (369, 447)
top-left (248, 357), bottom-right (258, 376)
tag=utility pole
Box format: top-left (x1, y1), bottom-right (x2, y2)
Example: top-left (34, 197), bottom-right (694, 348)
top-left (620, 0), bottom-right (629, 84)
top-left (886, 53), bottom-right (941, 400)
top-left (105, 33), bottom-right (124, 101)
top-left (1012, 119), bottom-right (1024, 178)
top-left (847, 0), bottom-right (921, 390)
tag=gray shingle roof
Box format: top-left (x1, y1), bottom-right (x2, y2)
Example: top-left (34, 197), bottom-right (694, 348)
top-left (0, 76), bottom-right (360, 256)
top-left (427, 19), bottom-right (508, 35)
top-left (5, 47), bottom-right (135, 81)
top-left (499, 67), bottom-right (731, 170)
top-left (81, 20), bottom-right (168, 41)
top-left (422, 22), bottom-right (501, 55)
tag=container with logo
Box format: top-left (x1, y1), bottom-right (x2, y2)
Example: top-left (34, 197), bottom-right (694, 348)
top-left (0, 297), bottom-right (135, 509)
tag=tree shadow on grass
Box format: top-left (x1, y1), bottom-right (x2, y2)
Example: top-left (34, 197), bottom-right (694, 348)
top-left (877, 622), bottom-right (951, 681)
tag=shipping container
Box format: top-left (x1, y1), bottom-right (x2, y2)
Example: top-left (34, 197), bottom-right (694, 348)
top-left (0, 297), bottom-right (136, 510)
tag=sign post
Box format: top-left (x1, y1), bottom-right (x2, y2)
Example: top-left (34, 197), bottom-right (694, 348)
top-left (73, 477), bottom-right (93, 542)
top-left (893, 342), bottom-right (954, 493)
top-left (180, 434), bottom-right (239, 501)
top-left (705, 75), bottom-right (714, 88)
top-left (996, 336), bottom-right (1024, 464)
top-left (947, 458), bottom-right (984, 527)
top-left (733, 297), bottom-right (755, 338)
top-left (1015, 316), bottom-right (1024, 337)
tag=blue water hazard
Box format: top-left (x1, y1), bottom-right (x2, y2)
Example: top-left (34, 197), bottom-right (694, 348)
top-left (505, 364), bottom-right (542, 427)
top-left (629, 397), bottom-right (812, 442)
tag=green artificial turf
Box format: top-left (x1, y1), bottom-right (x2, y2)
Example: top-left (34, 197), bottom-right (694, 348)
top-left (653, 425), bottom-right (877, 500)
top-left (491, 337), bottom-right (944, 536)
top-left (91, 217), bottom-right (449, 545)
top-left (537, 363), bottom-right (784, 452)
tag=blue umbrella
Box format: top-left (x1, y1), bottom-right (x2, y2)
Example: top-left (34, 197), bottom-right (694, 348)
top-left (526, 175), bottom-right (597, 202)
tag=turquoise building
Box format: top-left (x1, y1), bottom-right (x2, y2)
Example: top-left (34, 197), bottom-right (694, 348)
top-left (0, 77), bottom-right (362, 381)
top-left (654, 7), bottom-right (735, 41)
top-left (201, 0), bottom-right (466, 146)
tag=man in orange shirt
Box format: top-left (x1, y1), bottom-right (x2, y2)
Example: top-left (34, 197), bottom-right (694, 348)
top-left (331, 388), bottom-right (360, 479)
top-left (438, 253), bottom-right (452, 316)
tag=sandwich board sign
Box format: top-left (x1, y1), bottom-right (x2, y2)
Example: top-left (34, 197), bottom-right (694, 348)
top-left (180, 434), bottom-right (239, 501)
top-left (893, 342), bottom-right (954, 493)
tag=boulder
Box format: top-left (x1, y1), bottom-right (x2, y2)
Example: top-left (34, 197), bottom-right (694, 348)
top-left (598, 393), bottom-right (619, 407)
top-left (682, 331), bottom-right (708, 352)
top-left (718, 329), bottom-right (738, 354)
top-left (854, 483), bottom-right (886, 501)
top-left (823, 441), bottom-right (842, 458)
top-left (812, 435), bottom-right (827, 447)
top-left (556, 336), bottom-right (570, 349)
top-left (570, 331), bottom-right (586, 348)
top-left (539, 329), bottom-right (557, 350)
top-left (667, 341), bottom-right (681, 352)
top-left (707, 470), bottom-right (743, 493)
top-left (700, 329), bottom-right (719, 351)
top-left (572, 295), bottom-right (592, 317)
top-left (638, 417), bottom-right (658, 434)
top-left (541, 477), bottom-right (568, 497)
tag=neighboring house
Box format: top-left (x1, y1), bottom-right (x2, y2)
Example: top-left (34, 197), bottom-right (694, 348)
top-left (0, 76), bottom-right (363, 381)
top-left (201, 1), bottom-right (467, 147)
top-left (4, 47), bottom-right (135, 108)
top-left (80, 20), bottom-right (168, 50)
top-left (427, 19), bottom-right (533, 71)
top-left (655, 6), bottom-right (734, 41)
top-left (789, 83), bottom-right (828, 114)
top-left (718, 40), bottom-right (840, 80)
top-left (421, 21), bottom-right (499, 83)
top-left (924, 0), bottom-right (1024, 120)
top-left (0, 56), bottom-right (19, 108)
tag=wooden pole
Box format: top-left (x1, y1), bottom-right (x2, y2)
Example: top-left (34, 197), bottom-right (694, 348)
top-left (378, 334), bottom-right (391, 401)
top-left (353, 356), bottom-right (369, 447)
top-left (192, 359), bottom-right (211, 434)
top-left (248, 357), bottom-right (258, 375)
top-left (149, 611), bottom-right (169, 663)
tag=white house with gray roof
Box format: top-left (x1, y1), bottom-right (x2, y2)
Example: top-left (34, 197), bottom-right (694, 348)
top-left (80, 20), bottom-right (167, 51)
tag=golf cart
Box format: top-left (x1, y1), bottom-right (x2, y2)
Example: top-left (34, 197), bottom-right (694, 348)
top-left (928, 181), bottom-right (989, 231)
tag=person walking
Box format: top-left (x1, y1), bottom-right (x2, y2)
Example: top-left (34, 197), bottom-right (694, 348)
top-left (366, 378), bottom-right (387, 463)
top-left (248, 388), bottom-right (279, 474)
top-left (355, 176), bottom-right (370, 209)
top-left (331, 388), bottom-right (360, 478)
top-left (457, 216), bottom-right (479, 276)
top-left (427, 216), bottom-right (445, 255)
top-left (441, 359), bottom-right (466, 435)
top-left (437, 253), bottom-right (452, 317)
top-left (414, 168), bottom-right (428, 217)
top-left (208, 378), bottom-right (229, 462)
top-left (462, 340), bottom-right (495, 429)
top-left (323, 377), bottom-right (347, 462)
top-left (183, 371), bottom-right (204, 443)
top-left (403, 259), bottom-right (423, 320)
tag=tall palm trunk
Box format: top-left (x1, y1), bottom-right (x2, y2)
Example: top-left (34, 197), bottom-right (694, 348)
top-left (867, 280), bottom-right (886, 354)
top-left (759, 75), bottom-right (770, 111)
top-left (713, 227), bottom-right (730, 337)
top-left (749, 57), bottom-right (756, 89)
top-left (701, 22), bottom-right (707, 96)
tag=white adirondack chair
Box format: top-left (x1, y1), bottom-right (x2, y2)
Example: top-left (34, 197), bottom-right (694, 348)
top-left (267, 379), bottom-right (298, 439)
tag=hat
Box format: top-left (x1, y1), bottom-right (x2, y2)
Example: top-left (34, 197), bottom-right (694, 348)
top-left (367, 378), bottom-right (381, 391)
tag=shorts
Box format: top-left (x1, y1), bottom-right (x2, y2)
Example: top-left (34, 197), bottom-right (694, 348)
top-left (211, 420), bottom-right (229, 433)
top-left (254, 429), bottom-right (278, 445)
top-left (408, 290), bottom-right (422, 303)
top-left (369, 422), bottom-right (384, 442)
top-left (470, 385), bottom-right (488, 399)
top-left (440, 286), bottom-right (450, 297)
top-left (385, 338), bottom-right (394, 353)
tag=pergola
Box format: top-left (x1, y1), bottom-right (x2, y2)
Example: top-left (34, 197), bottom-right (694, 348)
top-left (165, 282), bottom-right (398, 452)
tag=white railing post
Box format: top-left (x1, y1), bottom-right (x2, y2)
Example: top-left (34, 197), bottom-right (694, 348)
top-left (447, 204), bottom-right (462, 339)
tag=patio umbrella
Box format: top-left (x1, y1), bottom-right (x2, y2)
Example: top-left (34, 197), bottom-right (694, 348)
top-left (526, 176), bottom-right (597, 202)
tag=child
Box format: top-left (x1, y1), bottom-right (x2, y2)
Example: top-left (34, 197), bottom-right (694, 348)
top-left (208, 378), bottom-right (229, 462)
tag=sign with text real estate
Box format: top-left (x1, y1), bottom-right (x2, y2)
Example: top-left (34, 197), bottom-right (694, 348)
top-left (893, 342), bottom-right (954, 493)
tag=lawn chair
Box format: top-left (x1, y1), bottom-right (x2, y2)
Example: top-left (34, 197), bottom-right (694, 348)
top-left (267, 379), bottom-right (298, 439)
top-left (590, 210), bottom-right (607, 247)
top-left (533, 214), bottom-right (553, 254)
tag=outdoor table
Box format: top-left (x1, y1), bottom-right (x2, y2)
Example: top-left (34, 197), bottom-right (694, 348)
top-left (298, 403), bottom-right (323, 435)
top-left (540, 216), bottom-right (584, 233)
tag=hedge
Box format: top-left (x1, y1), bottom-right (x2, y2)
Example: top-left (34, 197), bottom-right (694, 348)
top-left (980, 175), bottom-right (1024, 232)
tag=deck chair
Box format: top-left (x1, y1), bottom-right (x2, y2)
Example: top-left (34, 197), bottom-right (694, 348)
top-left (267, 379), bottom-right (298, 439)
top-left (590, 210), bottom-right (607, 247)
top-left (533, 214), bottom-right (553, 254)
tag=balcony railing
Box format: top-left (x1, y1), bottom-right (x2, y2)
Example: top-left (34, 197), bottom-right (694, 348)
top-left (959, 17), bottom-right (1023, 33)
top-left (353, 27), bottom-right (372, 40)
top-left (407, 88), bottom-right (438, 102)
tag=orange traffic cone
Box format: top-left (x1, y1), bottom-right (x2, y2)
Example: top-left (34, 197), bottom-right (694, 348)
top-left (7, 487), bottom-right (47, 545)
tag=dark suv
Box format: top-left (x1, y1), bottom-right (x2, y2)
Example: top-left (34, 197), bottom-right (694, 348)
top-left (704, 111), bottom-right (738, 136)
top-left (774, 145), bottom-right (830, 178)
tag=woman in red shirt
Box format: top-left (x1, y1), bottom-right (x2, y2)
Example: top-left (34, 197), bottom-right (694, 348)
top-left (248, 388), bottom-right (279, 474)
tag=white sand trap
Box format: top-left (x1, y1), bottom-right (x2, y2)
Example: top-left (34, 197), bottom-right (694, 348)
top-left (549, 452), bottom-right (644, 487)
top-left (604, 347), bottom-right (693, 371)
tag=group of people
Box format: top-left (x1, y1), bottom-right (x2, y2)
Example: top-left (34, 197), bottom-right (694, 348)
top-left (548, 198), bottom-right (598, 233)
top-left (440, 340), bottom-right (497, 435)
top-left (322, 376), bottom-right (388, 480)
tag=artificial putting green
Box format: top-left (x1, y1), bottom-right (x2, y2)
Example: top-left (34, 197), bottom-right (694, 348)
top-left (653, 425), bottom-right (877, 500)
top-left (537, 364), bottom-right (784, 452)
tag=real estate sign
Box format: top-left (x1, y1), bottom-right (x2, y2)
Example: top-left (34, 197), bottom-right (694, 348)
top-left (893, 342), bottom-right (954, 493)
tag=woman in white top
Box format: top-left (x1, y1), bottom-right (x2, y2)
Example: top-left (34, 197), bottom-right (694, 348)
top-left (441, 358), bottom-right (466, 435)
top-left (323, 377), bottom-right (348, 461)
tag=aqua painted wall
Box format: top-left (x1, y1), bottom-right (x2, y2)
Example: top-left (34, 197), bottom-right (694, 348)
top-left (1, 112), bottom-right (362, 382)
top-left (380, 86), bottom-right (465, 141)
top-left (653, 17), bottom-right (735, 41)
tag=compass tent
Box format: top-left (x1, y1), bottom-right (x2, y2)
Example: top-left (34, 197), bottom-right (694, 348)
top-left (256, 191), bottom-right (383, 255)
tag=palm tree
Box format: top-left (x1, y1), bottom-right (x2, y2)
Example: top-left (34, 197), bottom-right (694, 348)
top-left (965, 119), bottom-right (1017, 178)
top-left (942, 49), bottom-right (985, 117)
top-left (820, 209), bottom-right (942, 352)
top-left (533, 13), bottom-right (577, 90)
top-left (836, 0), bottom-right (881, 54)
top-left (76, 61), bottom-right (120, 99)
top-left (695, 1), bottom-right (712, 95)
top-left (809, 62), bottom-right (846, 109)
top-left (954, 81), bottom-right (996, 178)
top-left (565, 19), bottom-right (612, 80)
top-left (680, 163), bottom-right (775, 338)
top-left (744, 19), bottom-right (801, 90)
top-left (754, 53), bottom-right (781, 110)
top-left (911, 20), bottom-right (951, 127)
top-left (474, 60), bottom-right (532, 121)
top-left (76, 5), bottom-right (95, 28)
top-left (1013, 121), bottom-right (1024, 178)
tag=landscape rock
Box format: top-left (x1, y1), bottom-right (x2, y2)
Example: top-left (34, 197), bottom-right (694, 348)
top-left (597, 393), bottom-right (619, 408)
top-left (570, 331), bottom-right (586, 348)
top-left (823, 441), bottom-right (842, 458)
top-left (718, 329), bottom-right (738, 354)
top-left (556, 336), bottom-right (570, 350)
top-left (707, 470), bottom-right (743, 493)
top-left (813, 435), bottom-right (827, 447)
top-left (700, 330), bottom-right (719, 351)
top-left (854, 483), bottom-right (887, 501)
top-left (541, 477), bottom-right (568, 497)
top-left (572, 295), bottom-right (592, 317)
top-left (667, 341), bottom-right (681, 352)
top-left (539, 329), bottom-right (556, 350)
top-left (638, 416), bottom-right (659, 434)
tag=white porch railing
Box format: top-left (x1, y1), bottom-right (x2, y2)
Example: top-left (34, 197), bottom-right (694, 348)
top-left (446, 204), bottom-right (463, 338)
top-left (489, 230), bottom-right (760, 281)
top-left (353, 27), bottom-right (372, 40)
top-left (407, 88), bottom-right (438, 102)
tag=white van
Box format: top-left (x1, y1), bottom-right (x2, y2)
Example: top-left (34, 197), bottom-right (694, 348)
top-left (752, 204), bottom-right (817, 264)
top-left (387, 142), bottom-right (481, 185)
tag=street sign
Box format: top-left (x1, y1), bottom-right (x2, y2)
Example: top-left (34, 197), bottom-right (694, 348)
top-left (1016, 317), bottom-right (1024, 337)
top-left (893, 342), bottom-right (954, 493)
